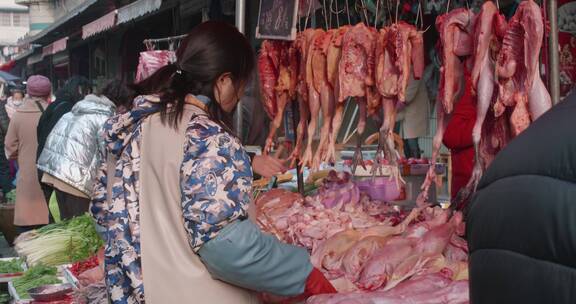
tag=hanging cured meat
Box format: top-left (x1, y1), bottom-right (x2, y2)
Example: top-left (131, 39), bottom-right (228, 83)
top-left (290, 29), bottom-right (316, 166)
top-left (338, 23), bottom-right (375, 173)
top-left (495, 0), bottom-right (551, 135)
top-left (261, 40), bottom-right (296, 155)
top-left (258, 40), bottom-right (282, 120)
top-left (312, 30), bottom-right (336, 169)
top-left (419, 8), bottom-right (476, 204)
top-left (436, 8), bottom-right (476, 114)
top-left (372, 22), bottom-right (425, 183)
top-left (325, 26), bottom-right (350, 165)
top-left (458, 1), bottom-right (508, 196)
top-left (300, 29), bottom-right (326, 169)
top-left (135, 50), bottom-right (176, 82)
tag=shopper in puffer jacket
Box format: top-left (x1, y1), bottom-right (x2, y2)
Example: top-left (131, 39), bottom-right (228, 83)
top-left (467, 91), bottom-right (576, 304)
top-left (37, 80), bottom-right (133, 220)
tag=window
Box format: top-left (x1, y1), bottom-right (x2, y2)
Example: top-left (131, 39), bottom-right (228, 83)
top-left (12, 13), bottom-right (28, 27)
top-left (0, 13), bottom-right (11, 26)
top-left (12, 14), bottom-right (20, 27)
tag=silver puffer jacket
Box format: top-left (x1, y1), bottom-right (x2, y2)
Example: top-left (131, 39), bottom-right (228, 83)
top-left (37, 94), bottom-right (116, 196)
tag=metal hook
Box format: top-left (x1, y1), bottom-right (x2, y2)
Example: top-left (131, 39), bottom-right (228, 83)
top-left (358, 0), bottom-right (370, 26)
top-left (375, 0), bottom-right (380, 28)
top-left (144, 40), bottom-right (154, 51)
top-left (395, 0), bottom-right (399, 24)
top-left (385, 0), bottom-right (393, 26)
top-left (446, 0), bottom-right (451, 14)
top-left (330, 0), bottom-right (345, 14)
top-left (415, 0), bottom-right (422, 29)
top-left (322, 0), bottom-right (332, 30)
top-left (345, 0), bottom-right (351, 25)
top-left (304, 0), bottom-right (313, 29)
top-left (331, 0), bottom-right (342, 28)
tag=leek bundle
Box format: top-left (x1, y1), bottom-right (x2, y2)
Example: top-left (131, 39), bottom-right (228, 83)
top-left (15, 215), bottom-right (103, 267)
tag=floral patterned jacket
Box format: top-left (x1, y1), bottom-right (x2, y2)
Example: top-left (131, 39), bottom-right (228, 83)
top-left (90, 95), bottom-right (252, 304)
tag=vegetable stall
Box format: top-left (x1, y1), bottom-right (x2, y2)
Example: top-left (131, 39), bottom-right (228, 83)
top-left (0, 215), bottom-right (105, 303)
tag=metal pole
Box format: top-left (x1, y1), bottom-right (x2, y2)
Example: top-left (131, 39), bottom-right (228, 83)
top-left (235, 0), bottom-right (246, 138)
top-left (291, 101), bottom-right (305, 195)
top-left (547, 0), bottom-right (560, 105)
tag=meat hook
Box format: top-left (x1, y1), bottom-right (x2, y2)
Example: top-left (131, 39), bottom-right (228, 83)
top-left (395, 0), bottom-right (399, 24)
top-left (358, 0), bottom-right (371, 26)
top-left (346, 0), bottom-right (352, 25)
top-left (374, 0), bottom-right (380, 28)
top-left (386, 0), bottom-right (393, 26)
top-left (446, 0), bottom-right (451, 14)
top-left (304, 0), bottom-right (313, 29)
top-left (329, 0), bottom-right (344, 27)
top-left (323, 0), bottom-right (329, 29)
top-left (415, 0), bottom-right (422, 29)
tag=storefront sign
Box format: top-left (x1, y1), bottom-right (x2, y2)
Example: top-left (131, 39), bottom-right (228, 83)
top-left (83, 10), bottom-right (117, 39)
top-left (256, 0), bottom-right (299, 41)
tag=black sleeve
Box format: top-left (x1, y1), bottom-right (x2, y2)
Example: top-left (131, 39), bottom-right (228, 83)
top-left (247, 152), bottom-right (256, 164)
top-left (246, 152), bottom-right (262, 179)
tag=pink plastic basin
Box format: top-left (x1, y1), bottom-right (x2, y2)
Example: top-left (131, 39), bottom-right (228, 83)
top-left (356, 177), bottom-right (402, 202)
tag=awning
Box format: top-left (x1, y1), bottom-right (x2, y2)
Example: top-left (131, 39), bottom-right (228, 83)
top-left (117, 0), bottom-right (162, 25)
top-left (52, 37), bottom-right (68, 54)
top-left (21, 0), bottom-right (99, 45)
top-left (12, 49), bottom-right (34, 62)
top-left (82, 10), bottom-right (117, 40)
top-left (27, 54), bottom-right (43, 66)
top-left (0, 61), bottom-right (16, 72)
top-left (42, 37), bottom-right (68, 58)
top-left (0, 71), bottom-right (20, 85)
top-left (42, 45), bottom-right (52, 58)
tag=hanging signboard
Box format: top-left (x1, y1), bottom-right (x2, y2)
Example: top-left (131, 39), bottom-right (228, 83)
top-left (256, 0), bottom-right (299, 41)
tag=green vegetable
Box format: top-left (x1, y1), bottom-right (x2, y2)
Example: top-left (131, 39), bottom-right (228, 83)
top-left (15, 214), bottom-right (104, 266)
top-left (12, 264), bottom-right (60, 299)
top-left (303, 183), bottom-right (318, 196)
top-left (5, 190), bottom-right (15, 204)
top-left (0, 258), bottom-right (23, 273)
top-left (0, 292), bottom-right (10, 304)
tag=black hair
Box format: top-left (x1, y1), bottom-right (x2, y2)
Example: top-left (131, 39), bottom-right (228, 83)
top-left (131, 21), bottom-right (255, 131)
top-left (55, 76), bottom-right (91, 104)
top-left (100, 79), bottom-right (135, 110)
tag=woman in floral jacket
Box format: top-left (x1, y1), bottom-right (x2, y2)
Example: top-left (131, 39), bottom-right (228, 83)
top-left (90, 21), bottom-right (335, 304)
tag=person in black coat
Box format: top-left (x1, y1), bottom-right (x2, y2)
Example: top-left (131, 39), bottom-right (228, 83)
top-left (0, 100), bottom-right (13, 202)
top-left (467, 91), bottom-right (576, 304)
top-left (36, 76), bottom-right (90, 210)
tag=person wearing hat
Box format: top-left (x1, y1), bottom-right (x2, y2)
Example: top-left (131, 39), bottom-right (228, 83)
top-left (5, 75), bottom-right (52, 232)
top-left (5, 86), bottom-right (24, 119)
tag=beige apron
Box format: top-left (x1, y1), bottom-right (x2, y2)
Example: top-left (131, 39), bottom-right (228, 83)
top-left (139, 104), bottom-right (260, 303)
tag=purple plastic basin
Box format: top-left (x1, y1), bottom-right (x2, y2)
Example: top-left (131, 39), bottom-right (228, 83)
top-left (356, 177), bottom-right (402, 202)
